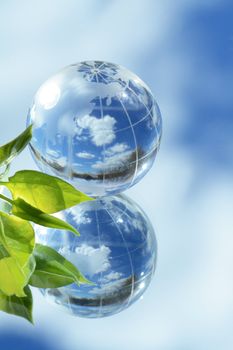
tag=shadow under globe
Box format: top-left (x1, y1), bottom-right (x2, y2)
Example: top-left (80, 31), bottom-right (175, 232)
top-left (35, 194), bottom-right (157, 318)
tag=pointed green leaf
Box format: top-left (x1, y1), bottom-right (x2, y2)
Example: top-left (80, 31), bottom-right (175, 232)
top-left (0, 125), bottom-right (32, 167)
top-left (0, 286), bottom-right (33, 323)
top-left (12, 198), bottom-right (80, 236)
top-left (0, 211), bottom-right (35, 297)
top-left (29, 244), bottom-right (91, 288)
top-left (2, 170), bottom-right (93, 214)
top-left (0, 163), bottom-right (10, 181)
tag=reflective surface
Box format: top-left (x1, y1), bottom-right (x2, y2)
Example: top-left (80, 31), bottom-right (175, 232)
top-left (27, 61), bottom-right (162, 196)
top-left (35, 194), bottom-right (157, 318)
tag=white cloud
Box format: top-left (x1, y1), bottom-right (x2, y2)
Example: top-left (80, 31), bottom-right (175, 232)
top-left (75, 134), bottom-right (88, 142)
top-left (117, 215), bottom-right (146, 235)
top-left (75, 114), bottom-right (116, 146)
top-left (115, 214), bottom-right (153, 255)
top-left (101, 271), bottom-right (123, 283)
top-left (76, 151), bottom-right (95, 159)
top-left (46, 149), bottom-right (60, 158)
top-left (105, 143), bottom-right (129, 157)
top-left (91, 141), bottom-right (132, 171)
top-left (59, 244), bottom-right (111, 276)
top-left (92, 149), bottom-right (132, 171)
top-left (67, 207), bottom-right (92, 225)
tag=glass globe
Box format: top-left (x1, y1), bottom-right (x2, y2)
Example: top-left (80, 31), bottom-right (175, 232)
top-left (35, 194), bottom-right (157, 318)
top-left (27, 61), bottom-right (162, 196)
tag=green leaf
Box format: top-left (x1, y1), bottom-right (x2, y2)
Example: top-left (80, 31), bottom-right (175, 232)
top-left (2, 170), bottom-right (93, 214)
top-left (0, 286), bottom-right (33, 323)
top-left (0, 243), bottom-right (10, 258)
top-left (0, 125), bottom-right (32, 167)
top-left (0, 211), bottom-right (35, 297)
top-left (12, 198), bottom-right (80, 236)
top-left (29, 244), bottom-right (91, 288)
top-left (0, 163), bottom-right (10, 181)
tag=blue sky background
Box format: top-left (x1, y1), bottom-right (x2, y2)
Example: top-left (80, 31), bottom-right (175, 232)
top-left (0, 0), bottom-right (233, 349)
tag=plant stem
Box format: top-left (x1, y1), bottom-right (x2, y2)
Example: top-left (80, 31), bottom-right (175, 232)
top-left (0, 193), bottom-right (13, 205)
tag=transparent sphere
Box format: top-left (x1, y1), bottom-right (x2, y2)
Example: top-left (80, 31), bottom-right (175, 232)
top-left (35, 194), bottom-right (157, 318)
top-left (27, 61), bottom-right (162, 196)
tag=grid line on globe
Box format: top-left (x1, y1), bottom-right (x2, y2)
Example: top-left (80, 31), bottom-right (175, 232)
top-left (28, 61), bottom-right (162, 318)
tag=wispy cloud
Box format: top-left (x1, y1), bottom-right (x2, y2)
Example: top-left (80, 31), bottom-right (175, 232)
top-left (104, 142), bottom-right (129, 156)
top-left (76, 151), bottom-right (95, 159)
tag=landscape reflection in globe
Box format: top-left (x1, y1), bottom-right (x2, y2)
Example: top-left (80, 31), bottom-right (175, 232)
top-left (35, 194), bottom-right (157, 318)
top-left (27, 61), bottom-right (162, 196)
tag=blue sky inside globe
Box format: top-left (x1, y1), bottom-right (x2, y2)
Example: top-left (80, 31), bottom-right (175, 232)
top-left (35, 195), bottom-right (156, 318)
top-left (27, 61), bottom-right (161, 196)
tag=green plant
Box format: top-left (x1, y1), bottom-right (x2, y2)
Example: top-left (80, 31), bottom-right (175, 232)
top-left (0, 125), bottom-right (93, 323)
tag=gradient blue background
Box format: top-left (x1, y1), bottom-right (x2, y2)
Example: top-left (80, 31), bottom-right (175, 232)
top-left (0, 1), bottom-right (232, 349)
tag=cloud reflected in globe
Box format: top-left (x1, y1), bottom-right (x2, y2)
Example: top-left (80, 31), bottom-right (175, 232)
top-left (27, 61), bottom-right (162, 196)
top-left (35, 194), bottom-right (157, 318)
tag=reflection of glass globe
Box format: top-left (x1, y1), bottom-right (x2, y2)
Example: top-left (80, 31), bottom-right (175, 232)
top-left (27, 61), bottom-right (162, 196)
top-left (35, 194), bottom-right (157, 318)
